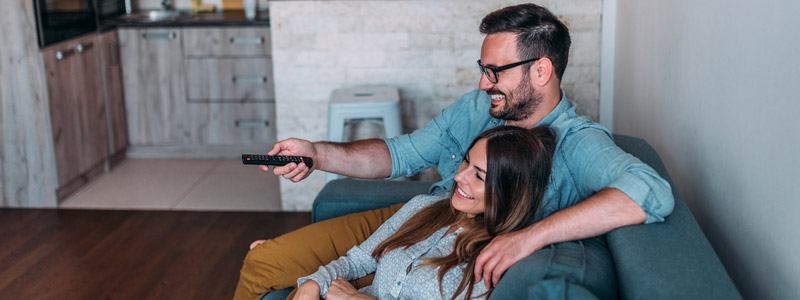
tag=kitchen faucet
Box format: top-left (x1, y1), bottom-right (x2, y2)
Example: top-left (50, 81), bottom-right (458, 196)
top-left (161, 0), bottom-right (173, 10)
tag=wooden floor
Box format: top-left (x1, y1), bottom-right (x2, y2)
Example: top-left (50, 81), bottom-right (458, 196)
top-left (0, 208), bottom-right (311, 300)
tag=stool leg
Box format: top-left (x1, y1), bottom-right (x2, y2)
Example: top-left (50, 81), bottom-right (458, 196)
top-left (328, 106), bottom-right (346, 143)
top-left (382, 104), bottom-right (402, 139)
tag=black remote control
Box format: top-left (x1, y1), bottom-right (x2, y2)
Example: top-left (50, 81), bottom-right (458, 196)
top-left (241, 154), bottom-right (313, 168)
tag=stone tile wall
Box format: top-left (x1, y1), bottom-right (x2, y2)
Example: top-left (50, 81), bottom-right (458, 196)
top-left (270, 0), bottom-right (602, 211)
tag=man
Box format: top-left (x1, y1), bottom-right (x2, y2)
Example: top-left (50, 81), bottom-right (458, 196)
top-left (235, 3), bottom-right (674, 300)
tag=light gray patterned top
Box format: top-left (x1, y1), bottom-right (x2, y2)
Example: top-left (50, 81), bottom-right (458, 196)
top-left (298, 194), bottom-right (489, 300)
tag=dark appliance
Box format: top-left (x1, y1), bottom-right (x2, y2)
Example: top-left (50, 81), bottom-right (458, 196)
top-left (33, 0), bottom-right (126, 48)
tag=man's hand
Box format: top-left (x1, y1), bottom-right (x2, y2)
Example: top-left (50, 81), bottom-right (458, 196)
top-left (474, 228), bottom-right (542, 289)
top-left (473, 188), bottom-right (649, 289)
top-left (292, 281), bottom-right (321, 300)
top-left (326, 278), bottom-right (376, 300)
top-left (265, 138), bottom-right (317, 182)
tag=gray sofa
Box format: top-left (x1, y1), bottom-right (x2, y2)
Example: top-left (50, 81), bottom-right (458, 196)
top-left (263, 135), bottom-right (741, 299)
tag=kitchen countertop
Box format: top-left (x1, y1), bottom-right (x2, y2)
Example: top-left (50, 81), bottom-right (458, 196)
top-left (103, 10), bottom-right (269, 29)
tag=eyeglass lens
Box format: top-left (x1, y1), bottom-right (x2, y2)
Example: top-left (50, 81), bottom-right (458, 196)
top-left (478, 61), bottom-right (497, 83)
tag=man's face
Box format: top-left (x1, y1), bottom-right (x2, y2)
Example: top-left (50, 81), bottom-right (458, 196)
top-left (479, 33), bottom-right (542, 121)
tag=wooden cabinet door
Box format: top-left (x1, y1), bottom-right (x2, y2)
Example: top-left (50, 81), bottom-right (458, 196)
top-left (99, 30), bottom-right (128, 154)
top-left (77, 36), bottom-right (111, 172)
top-left (42, 34), bottom-right (109, 186)
top-left (118, 28), bottom-right (187, 146)
top-left (44, 40), bottom-right (83, 186)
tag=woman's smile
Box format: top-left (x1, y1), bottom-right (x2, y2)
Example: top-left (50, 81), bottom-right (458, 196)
top-left (456, 186), bottom-right (475, 200)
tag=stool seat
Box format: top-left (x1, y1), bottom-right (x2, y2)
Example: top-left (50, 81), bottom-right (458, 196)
top-left (327, 86), bottom-right (402, 182)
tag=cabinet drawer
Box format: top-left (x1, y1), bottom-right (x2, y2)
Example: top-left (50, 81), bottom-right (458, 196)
top-left (185, 58), bottom-right (274, 102)
top-left (182, 27), bottom-right (270, 57)
top-left (186, 103), bottom-right (276, 145)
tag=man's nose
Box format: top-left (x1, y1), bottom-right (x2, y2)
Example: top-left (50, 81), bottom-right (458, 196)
top-left (479, 72), bottom-right (494, 91)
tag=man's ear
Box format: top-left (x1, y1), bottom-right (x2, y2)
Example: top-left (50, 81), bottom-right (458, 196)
top-left (531, 57), bottom-right (554, 86)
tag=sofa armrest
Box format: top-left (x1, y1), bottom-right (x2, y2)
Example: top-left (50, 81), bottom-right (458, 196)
top-left (609, 135), bottom-right (741, 299)
top-left (312, 179), bottom-right (435, 223)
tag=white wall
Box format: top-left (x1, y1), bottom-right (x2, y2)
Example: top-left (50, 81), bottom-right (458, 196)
top-left (614, 0), bottom-right (800, 298)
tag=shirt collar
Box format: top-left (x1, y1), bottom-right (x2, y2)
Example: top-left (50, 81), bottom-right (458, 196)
top-left (535, 89), bottom-right (569, 127)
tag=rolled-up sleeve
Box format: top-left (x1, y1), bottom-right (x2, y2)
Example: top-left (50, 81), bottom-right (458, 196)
top-left (384, 101), bottom-right (459, 179)
top-left (384, 119), bottom-right (442, 179)
top-left (561, 128), bottom-right (674, 223)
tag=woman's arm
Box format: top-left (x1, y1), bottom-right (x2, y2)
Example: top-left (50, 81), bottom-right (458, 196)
top-left (293, 281), bottom-right (321, 300)
top-left (325, 278), bottom-right (377, 300)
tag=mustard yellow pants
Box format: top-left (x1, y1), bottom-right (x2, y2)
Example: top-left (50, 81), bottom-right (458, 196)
top-left (233, 203), bottom-right (404, 300)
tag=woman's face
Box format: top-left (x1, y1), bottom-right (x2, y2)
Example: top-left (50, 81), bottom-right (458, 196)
top-left (451, 138), bottom-right (488, 219)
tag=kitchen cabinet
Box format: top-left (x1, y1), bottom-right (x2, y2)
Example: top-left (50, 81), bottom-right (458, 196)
top-left (99, 30), bottom-right (128, 155)
top-left (182, 27), bottom-right (276, 145)
top-left (42, 33), bottom-right (110, 187)
top-left (182, 27), bottom-right (271, 57)
top-left (120, 26), bottom-right (275, 156)
top-left (118, 28), bottom-right (189, 146)
top-left (184, 57), bottom-right (274, 101)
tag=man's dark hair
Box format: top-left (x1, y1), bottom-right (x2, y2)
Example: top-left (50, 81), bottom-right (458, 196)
top-left (480, 3), bottom-right (571, 81)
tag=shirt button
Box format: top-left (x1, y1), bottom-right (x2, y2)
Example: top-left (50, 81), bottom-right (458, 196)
top-left (451, 155), bottom-right (456, 159)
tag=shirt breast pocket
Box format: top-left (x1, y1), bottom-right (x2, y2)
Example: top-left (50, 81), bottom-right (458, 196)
top-left (438, 129), bottom-right (465, 179)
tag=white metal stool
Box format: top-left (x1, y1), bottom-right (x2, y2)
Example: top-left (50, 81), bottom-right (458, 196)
top-left (326, 86), bottom-right (402, 182)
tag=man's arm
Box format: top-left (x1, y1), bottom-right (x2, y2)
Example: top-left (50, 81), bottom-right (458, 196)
top-left (314, 139), bottom-right (393, 179)
top-left (474, 188), bottom-right (647, 288)
top-left (273, 90), bottom-right (489, 183)
top-left (267, 138), bottom-right (392, 182)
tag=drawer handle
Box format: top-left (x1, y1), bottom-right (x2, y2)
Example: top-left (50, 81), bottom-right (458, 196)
top-left (232, 76), bottom-right (267, 84)
top-left (235, 120), bottom-right (269, 128)
top-left (76, 42), bottom-right (93, 53)
top-left (229, 37), bottom-right (264, 45)
top-left (142, 32), bottom-right (176, 40)
top-left (56, 49), bottom-right (75, 60)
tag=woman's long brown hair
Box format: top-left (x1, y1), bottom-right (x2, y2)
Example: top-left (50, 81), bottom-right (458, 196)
top-left (372, 126), bottom-right (556, 300)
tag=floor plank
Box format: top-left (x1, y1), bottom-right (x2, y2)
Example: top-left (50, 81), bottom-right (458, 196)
top-left (0, 209), bottom-right (310, 299)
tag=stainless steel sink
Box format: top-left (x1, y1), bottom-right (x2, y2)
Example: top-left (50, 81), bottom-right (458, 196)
top-left (119, 10), bottom-right (190, 22)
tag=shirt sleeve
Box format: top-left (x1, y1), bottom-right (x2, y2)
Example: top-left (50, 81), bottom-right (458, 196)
top-left (383, 90), bottom-right (485, 179)
top-left (560, 128), bottom-right (675, 223)
top-left (297, 195), bottom-right (443, 296)
top-left (383, 107), bottom-right (451, 179)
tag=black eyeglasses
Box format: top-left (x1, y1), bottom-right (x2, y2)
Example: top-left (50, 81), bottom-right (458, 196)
top-left (477, 57), bottom-right (540, 84)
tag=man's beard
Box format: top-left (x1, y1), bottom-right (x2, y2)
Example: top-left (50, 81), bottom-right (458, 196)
top-left (488, 72), bottom-right (542, 121)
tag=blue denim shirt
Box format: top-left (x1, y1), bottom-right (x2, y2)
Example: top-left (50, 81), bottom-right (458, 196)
top-left (384, 89), bottom-right (674, 223)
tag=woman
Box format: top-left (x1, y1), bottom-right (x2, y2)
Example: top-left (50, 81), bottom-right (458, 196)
top-left (294, 126), bottom-right (556, 300)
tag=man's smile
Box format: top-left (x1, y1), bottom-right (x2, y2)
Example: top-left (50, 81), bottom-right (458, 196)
top-left (490, 93), bottom-right (506, 106)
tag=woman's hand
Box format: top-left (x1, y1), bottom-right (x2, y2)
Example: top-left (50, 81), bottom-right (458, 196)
top-left (325, 278), bottom-right (376, 300)
top-left (292, 281), bottom-right (321, 300)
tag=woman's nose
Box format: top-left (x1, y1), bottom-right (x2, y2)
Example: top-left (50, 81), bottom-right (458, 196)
top-left (454, 167), bottom-right (469, 185)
